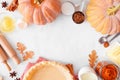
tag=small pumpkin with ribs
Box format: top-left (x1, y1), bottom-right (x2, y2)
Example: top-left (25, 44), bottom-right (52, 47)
top-left (86, 0), bottom-right (120, 35)
top-left (7, 0), bottom-right (61, 25)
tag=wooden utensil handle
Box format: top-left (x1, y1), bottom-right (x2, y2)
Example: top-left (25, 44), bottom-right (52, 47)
top-left (3, 61), bottom-right (11, 71)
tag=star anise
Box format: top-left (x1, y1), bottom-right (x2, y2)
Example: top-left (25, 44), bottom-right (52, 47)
top-left (1, 1), bottom-right (8, 8)
top-left (10, 71), bottom-right (17, 78)
top-left (15, 78), bottom-right (20, 80)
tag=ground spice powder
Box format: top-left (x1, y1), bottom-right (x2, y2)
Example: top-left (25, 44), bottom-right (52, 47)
top-left (95, 61), bottom-right (119, 80)
top-left (72, 11), bottom-right (85, 24)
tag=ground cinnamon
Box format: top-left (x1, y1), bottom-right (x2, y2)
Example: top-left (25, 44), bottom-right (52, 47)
top-left (95, 61), bottom-right (119, 80)
top-left (72, 11), bottom-right (85, 24)
top-left (102, 64), bottom-right (118, 80)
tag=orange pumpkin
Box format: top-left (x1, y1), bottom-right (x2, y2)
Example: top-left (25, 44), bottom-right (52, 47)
top-left (18, 0), bottom-right (61, 25)
top-left (86, 0), bottom-right (120, 35)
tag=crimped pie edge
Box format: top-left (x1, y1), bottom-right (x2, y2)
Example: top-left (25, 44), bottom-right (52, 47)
top-left (23, 61), bottom-right (74, 80)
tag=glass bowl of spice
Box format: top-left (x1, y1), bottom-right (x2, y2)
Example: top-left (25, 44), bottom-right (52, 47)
top-left (95, 61), bottom-right (120, 80)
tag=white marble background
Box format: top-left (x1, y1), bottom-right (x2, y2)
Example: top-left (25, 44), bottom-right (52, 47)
top-left (0, 0), bottom-right (120, 80)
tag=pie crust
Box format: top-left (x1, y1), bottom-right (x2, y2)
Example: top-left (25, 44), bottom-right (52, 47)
top-left (23, 61), bottom-right (73, 80)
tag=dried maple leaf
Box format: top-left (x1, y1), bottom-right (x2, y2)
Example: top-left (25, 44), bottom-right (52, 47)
top-left (88, 50), bottom-right (98, 68)
top-left (17, 42), bottom-right (26, 54)
top-left (23, 51), bottom-right (34, 61)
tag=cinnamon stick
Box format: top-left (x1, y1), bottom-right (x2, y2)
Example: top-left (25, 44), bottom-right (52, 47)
top-left (66, 64), bottom-right (77, 80)
top-left (66, 64), bottom-right (74, 75)
top-left (0, 76), bottom-right (2, 80)
top-left (6, 0), bottom-right (18, 11)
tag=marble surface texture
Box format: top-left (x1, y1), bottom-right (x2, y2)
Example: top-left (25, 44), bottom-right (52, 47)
top-left (0, 0), bottom-right (120, 80)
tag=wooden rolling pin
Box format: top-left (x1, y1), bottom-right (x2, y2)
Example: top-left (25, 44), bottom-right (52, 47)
top-left (0, 75), bottom-right (3, 80)
top-left (0, 46), bottom-right (11, 71)
top-left (0, 33), bottom-right (20, 64)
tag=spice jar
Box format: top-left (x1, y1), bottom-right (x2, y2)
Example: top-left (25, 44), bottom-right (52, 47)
top-left (95, 61), bottom-right (120, 80)
top-left (72, 0), bottom-right (86, 24)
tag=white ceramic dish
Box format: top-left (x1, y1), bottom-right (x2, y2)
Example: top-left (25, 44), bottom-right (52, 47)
top-left (61, 1), bottom-right (75, 15)
top-left (78, 66), bottom-right (98, 80)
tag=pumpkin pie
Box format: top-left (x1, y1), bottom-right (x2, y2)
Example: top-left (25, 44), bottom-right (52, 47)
top-left (23, 61), bottom-right (73, 80)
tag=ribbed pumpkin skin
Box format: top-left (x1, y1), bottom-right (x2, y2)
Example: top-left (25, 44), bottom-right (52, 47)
top-left (86, 0), bottom-right (120, 35)
top-left (18, 0), bottom-right (61, 25)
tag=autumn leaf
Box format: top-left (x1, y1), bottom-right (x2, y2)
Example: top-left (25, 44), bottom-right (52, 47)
top-left (23, 51), bottom-right (34, 61)
top-left (17, 42), bottom-right (26, 54)
top-left (88, 50), bottom-right (98, 68)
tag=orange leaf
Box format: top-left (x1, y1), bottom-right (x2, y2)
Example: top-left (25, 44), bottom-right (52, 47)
top-left (17, 42), bottom-right (26, 54)
top-left (23, 55), bottom-right (29, 61)
top-left (23, 51), bottom-right (34, 61)
top-left (88, 50), bottom-right (98, 68)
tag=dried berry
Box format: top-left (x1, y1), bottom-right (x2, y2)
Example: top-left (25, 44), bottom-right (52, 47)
top-left (1, 1), bottom-right (8, 8)
top-left (10, 71), bottom-right (17, 78)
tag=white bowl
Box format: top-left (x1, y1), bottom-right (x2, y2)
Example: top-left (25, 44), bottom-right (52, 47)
top-left (78, 66), bottom-right (98, 80)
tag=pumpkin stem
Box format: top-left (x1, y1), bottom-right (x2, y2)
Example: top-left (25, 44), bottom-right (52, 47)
top-left (107, 4), bottom-right (120, 15)
top-left (34, 0), bottom-right (44, 4)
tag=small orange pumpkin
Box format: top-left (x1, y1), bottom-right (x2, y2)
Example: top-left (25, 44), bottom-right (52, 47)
top-left (18, 0), bottom-right (61, 25)
top-left (86, 0), bottom-right (120, 35)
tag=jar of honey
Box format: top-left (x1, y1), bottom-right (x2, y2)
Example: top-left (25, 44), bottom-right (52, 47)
top-left (95, 61), bottom-right (120, 80)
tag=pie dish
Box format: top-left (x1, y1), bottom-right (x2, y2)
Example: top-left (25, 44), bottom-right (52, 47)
top-left (23, 61), bottom-right (73, 80)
